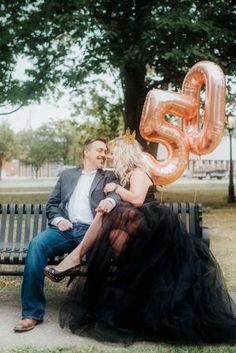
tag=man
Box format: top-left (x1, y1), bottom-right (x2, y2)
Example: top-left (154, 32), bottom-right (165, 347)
top-left (14, 138), bottom-right (120, 332)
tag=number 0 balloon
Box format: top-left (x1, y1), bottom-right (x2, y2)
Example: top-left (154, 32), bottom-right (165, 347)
top-left (140, 61), bottom-right (226, 186)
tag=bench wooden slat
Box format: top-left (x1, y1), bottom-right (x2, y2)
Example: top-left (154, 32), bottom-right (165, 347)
top-left (33, 204), bottom-right (40, 237)
top-left (15, 204), bottom-right (24, 250)
top-left (8, 205), bottom-right (16, 246)
top-left (41, 204), bottom-right (47, 232)
top-left (164, 202), bottom-right (186, 229)
top-left (180, 202), bottom-right (187, 228)
top-left (163, 202), bottom-right (170, 211)
top-left (14, 204), bottom-right (24, 262)
top-left (23, 204), bottom-right (32, 251)
top-left (0, 205), bottom-right (8, 256)
top-left (3, 204), bottom-right (16, 263)
top-left (172, 202), bottom-right (179, 215)
top-left (189, 203), bottom-right (201, 237)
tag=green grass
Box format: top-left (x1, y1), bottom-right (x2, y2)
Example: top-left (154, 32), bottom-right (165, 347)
top-left (0, 190), bottom-right (50, 204)
top-left (0, 189), bottom-right (232, 208)
top-left (0, 186), bottom-right (52, 203)
top-left (0, 274), bottom-right (66, 294)
top-left (0, 193), bottom-right (50, 204)
top-left (0, 182), bottom-right (235, 208)
top-left (3, 344), bottom-right (236, 353)
top-left (0, 187), bottom-right (52, 192)
top-left (159, 184), bottom-right (233, 208)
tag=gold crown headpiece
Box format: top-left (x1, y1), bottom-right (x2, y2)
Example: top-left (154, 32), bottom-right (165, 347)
top-left (122, 128), bottom-right (136, 144)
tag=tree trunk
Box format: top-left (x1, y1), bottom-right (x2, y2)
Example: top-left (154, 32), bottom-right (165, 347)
top-left (122, 65), bottom-right (157, 156)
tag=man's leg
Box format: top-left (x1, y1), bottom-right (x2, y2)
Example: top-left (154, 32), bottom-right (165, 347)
top-left (21, 226), bottom-right (76, 321)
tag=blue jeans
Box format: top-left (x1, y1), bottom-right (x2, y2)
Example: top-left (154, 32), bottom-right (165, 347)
top-left (21, 222), bottom-right (90, 320)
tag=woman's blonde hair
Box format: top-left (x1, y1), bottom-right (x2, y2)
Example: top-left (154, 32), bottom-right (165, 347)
top-left (111, 137), bottom-right (148, 186)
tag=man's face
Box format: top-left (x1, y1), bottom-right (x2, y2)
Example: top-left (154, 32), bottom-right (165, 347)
top-left (84, 140), bottom-right (107, 169)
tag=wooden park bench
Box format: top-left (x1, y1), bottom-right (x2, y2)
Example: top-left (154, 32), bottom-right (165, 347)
top-left (0, 202), bottom-right (210, 276)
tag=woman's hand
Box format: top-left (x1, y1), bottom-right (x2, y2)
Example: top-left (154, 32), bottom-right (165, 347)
top-left (104, 182), bottom-right (118, 194)
top-left (95, 199), bottom-right (114, 213)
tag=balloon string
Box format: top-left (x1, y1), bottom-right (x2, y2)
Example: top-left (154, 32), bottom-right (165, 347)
top-left (160, 188), bottom-right (163, 203)
top-left (193, 189), bottom-right (197, 203)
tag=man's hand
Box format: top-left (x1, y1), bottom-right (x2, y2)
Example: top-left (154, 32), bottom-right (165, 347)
top-left (95, 199), bottom-right (115, 214)
top-left (57, 219), bottom-right (73, 231)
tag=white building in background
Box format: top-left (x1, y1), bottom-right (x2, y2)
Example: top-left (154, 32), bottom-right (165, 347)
top-left (188, 135), bottom-right (236, 174)
top-left (156, 135), bottom-right (236, 177)
top-left (2, 159), bottom-right (60, 178)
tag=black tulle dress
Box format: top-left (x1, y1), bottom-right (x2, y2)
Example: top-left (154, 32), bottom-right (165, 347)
top-left (59, 187), bottom-right (236, 345)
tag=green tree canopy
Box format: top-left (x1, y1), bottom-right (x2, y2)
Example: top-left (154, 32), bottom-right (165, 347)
top-left (17, 128), bottom-right (55, 178)
top-left (1, 0), bottom-right (235, 148)
top-left (72, 77), bottom-right (124, 138)
top-left (16, 117), bottom-right (120, 174)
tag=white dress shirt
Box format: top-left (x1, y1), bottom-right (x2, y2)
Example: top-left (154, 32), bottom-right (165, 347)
top-left (52, 169), bottom-right (116, 227)
top-left (67, 169), bottom-right (96, 224)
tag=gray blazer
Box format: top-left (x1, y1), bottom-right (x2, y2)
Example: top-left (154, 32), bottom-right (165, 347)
top-left (46, 167), bottom-right (120, 225)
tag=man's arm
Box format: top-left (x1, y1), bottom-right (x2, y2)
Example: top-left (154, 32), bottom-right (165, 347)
top-left (46, 173), bottom-right (64, 224)
top-left (95, 171), bottom-right (121, 214)
top-left (104, 170), bottom-right (121, 205)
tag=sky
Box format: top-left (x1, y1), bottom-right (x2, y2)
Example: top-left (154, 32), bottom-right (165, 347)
top-left (1, 96), bottom-right (72, 132)
top-left (0, 56), bottom-right (74, 132)
top-left (0, 56), bottom-right (121, 132)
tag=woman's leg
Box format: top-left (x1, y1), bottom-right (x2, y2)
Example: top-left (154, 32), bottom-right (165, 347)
top-left (109, 209), bottom-right (143, 258)
top-left (109, 229), bottom-right (129, 258)
top-left (52, 212), bottom-right (103, 272)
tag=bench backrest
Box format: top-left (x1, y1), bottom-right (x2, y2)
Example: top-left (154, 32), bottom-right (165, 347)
top-left (0, 204), bottom-right (47, 265)
top-left (0, 202), bottom-right (202, 267)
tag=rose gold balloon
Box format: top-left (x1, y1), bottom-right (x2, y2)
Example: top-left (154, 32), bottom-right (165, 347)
top-left (140, 89), bottom-right (195, 185)
top-left (182, 61), bottom-right (226, 154)
top-left (139, 61), bottom-right (226, 185)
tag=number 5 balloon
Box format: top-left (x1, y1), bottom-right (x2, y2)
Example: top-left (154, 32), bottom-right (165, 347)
top-left (140, 61), bottom-right (226, 186)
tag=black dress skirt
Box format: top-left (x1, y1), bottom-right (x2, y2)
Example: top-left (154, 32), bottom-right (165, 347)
top-left (59, 193), bottom-right (236, 344)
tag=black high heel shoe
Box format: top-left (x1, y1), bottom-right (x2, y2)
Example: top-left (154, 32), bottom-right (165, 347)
top-left (66, 272), bottom-right (78, 288)
top-left (44, 265), bottom-right (81, 283)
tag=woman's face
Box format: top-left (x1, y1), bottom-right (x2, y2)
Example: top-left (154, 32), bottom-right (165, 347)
top-left (106, 142), bottom-right (115, 167)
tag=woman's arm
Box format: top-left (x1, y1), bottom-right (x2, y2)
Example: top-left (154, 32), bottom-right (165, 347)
top-left (105, 168), bottom-right (152, 207)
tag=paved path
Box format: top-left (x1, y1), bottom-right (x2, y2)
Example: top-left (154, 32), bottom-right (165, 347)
top-left (0, 285), bottom-right (235, 351)
top-left (0, 288), bottom-right (106, 351)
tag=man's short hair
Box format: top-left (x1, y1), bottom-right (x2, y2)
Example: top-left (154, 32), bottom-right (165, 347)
top-left (82, 138), bottom-right (107, 158)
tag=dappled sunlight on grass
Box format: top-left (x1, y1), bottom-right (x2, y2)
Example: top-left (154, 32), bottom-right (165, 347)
top-left (0, 276), bottom-right (21, 291)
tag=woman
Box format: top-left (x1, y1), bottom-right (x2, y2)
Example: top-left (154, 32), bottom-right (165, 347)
top-left (45, 130), bottom-right (236, 345)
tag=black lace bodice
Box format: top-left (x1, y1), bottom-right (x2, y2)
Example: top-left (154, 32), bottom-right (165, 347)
top-left (144, 185), bottom-right (157, 203)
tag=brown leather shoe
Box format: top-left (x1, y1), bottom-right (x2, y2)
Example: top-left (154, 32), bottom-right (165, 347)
top-left (14, 318), bottom-right (42, 332)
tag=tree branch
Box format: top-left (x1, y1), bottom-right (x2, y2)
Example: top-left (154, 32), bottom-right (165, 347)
top-left (0, 103), bottom-right (24, 115)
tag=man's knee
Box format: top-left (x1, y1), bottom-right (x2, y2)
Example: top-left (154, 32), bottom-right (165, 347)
top-left (25, 230), bottom-right (57, 272)
top-left (27, 230), bottom-right (53, 259)
top-left (29, 233), bottom-right (45, 250)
